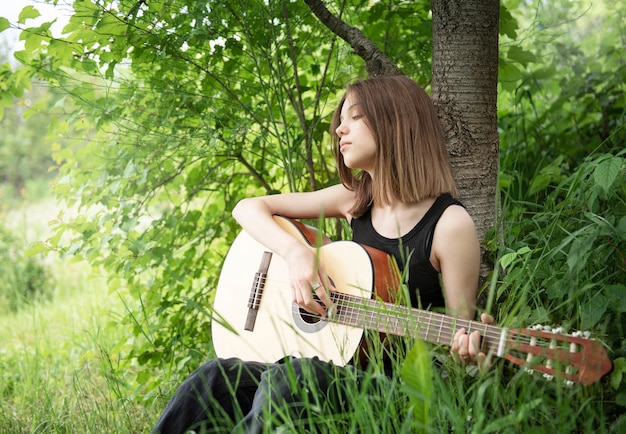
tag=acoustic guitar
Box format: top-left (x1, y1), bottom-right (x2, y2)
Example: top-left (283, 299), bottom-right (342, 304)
top-left (212, 216), bottom-right (612, 385)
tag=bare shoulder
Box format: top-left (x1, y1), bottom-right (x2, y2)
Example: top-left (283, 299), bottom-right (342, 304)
top-left (432, 204), bottom-right (479, 256)
top-left (437, 204), bottom-right (477, 235)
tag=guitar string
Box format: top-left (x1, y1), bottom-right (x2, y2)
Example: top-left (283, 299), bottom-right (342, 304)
top-left (330, 291), bottom-right (587, 351)
top-left (329, 295), bottom-right (586, 358)
top-left (239, 278), bottom-right (595, 385)
top-left (249, 276), bottom-right (584, 352)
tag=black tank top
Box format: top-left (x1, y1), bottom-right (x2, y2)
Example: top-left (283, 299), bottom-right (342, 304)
top-left (350, 194), bottom-right (463, 311)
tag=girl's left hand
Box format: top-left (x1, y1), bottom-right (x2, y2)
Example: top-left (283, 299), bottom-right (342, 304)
top-left (450, 313), bottom-right (494, 370)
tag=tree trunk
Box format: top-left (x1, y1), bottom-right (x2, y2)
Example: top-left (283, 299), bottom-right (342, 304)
top-left (431, 0), bottom-right (500, 287)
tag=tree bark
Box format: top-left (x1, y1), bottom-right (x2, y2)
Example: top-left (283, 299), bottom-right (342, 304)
top-left (431, 0), bottom-right (500, 285)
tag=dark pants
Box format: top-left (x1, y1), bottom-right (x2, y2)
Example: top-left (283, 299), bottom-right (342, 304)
top-left (152, 357), bottom-right (370, 434)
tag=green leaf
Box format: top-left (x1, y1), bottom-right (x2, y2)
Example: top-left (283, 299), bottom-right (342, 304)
top-left (499, 245), bottom-right (531, 271)
top-left (567, 235), bottom-right (594, 272)
top-left (24, 241), bottom-right (48, 257)
top-left (401, 339), bottom-right (433, 431)
top-left (603, 285), bottom-right (626, 313)
top-left (483, 398), bottom-right (542, 433)
top-left (507, 46), bottom-right (538, 66)
top-left (616, 216), bottom-right (626, 240)
top-left (18, 5), bottom-right (41, 24)
top-left (611, 357), bottom-right (625, 390)
top-left (581, 294), bottom-right (608, 330)
top-left (498, 60), bottom-right (523, 91)
top-left (0, 17), bottom-right (10, 33)
top-left (499, 3), bottom-right (518, 39)
top-left (593, 156), bottom-right (623, 193)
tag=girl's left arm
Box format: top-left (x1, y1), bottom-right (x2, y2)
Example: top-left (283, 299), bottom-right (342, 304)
top-left (432, 205), bottom-right (481, 321)
top-left (432, 205), bottom-right (493, 368)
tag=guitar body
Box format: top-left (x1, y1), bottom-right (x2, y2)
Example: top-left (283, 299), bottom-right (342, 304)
top-left (212, 217), bottom-right (612, 385)
top-left (212, 216), bottom-right (394, 365)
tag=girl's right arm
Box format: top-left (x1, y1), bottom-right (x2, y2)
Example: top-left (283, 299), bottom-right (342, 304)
top-left (231, 184), bottom-right (355, 316)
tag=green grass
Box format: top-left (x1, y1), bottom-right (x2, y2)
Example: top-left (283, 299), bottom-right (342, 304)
top-left (2, 184), bottom-right (625, 433)
top-left (0, 194), bottom-right (157, 433)
top-left (0, 258), bottom-right (156, 433)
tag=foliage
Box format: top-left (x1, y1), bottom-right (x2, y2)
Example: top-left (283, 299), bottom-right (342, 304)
top-left (0, 81), bottom-right (56, 197)
top-left (0, 220), bottom-right (52, 313)
top-left (401, 339), bottom-right (433, 432)
top-left (499, 0), bottom-right (625, 186)
top-left (494, 0), bottom-right (626, 425)
top-left (496, 0), bottom-right (625, 346)
top-left (495, 152), bottom-right (626, 418)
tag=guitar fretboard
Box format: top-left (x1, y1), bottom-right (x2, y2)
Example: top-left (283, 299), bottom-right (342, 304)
top-left (326, 292), bottom-right (505, 355)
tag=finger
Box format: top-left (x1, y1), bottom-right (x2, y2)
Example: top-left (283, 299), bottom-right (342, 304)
top-left (307, 279), bottom-right (330, 317)
top-left (468, 331), bottom-right (482, 358)
top-left (313, 268), bottom-right (337, 312)
top-left (317, 267), bottom-right (337, 293)
top-left (293, 282), bottom-right (325, 317)
top-left (450, 328), bottom-right (464, 354)
top-left (454, 329), bottom-right (471, 361)
top-left (480, 313), bottom-right (494, 325)
top-left (299, 296), bottom-right (326, 317)
top-left (314, 282), bottom-right (334, 310)
top-left (459, 342), bottom-right (471, 361)
top-left (477, 352), bottom-right (493, 372)
top-left (307, 287), bottom-right (327, 317)
top-left (477, 352), bottom-right (486, 371)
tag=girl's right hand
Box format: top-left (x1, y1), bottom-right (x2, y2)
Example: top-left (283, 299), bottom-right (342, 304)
top-left (284, 242), bottom-right (334, 318)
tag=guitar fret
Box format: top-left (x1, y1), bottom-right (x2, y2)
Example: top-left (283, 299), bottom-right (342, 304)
top-left (437, 316), bottom-right (444, 344)
top-left (422, 312), bottom-right (431, 342)
top-left (497, 328), bottom-right (508, 357)
top-left (526, 334), bottom-right (537, 363)
top-left (389, 308), bottom-right (398, 335)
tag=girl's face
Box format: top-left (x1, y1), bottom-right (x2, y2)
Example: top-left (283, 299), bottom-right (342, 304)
top-left (335, 93), bottom-right (377, 175)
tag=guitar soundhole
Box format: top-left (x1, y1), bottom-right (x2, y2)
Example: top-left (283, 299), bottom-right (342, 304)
top-left (291, 295), bottom-right (329, 333)
top-left (291, 278), bottom-right (338, 333)
top-left (299, 306), bottom-right (322, 324)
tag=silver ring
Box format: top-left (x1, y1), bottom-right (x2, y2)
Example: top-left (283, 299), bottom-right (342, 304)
top-left (311, 282), bottom-right (322, 291)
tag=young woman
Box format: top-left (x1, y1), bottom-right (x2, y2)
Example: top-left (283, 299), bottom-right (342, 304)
top-left (152, 75), bottom-right (491, 433)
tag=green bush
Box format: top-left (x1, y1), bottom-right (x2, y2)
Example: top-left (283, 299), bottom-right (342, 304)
top-left (494, 152), bottom-right (626, 426)
top-left (0, 223), bottom-right (53, 312)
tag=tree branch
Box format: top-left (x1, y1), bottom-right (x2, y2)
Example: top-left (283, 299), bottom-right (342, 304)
top-left (303, 0), bottom-right (403, 77)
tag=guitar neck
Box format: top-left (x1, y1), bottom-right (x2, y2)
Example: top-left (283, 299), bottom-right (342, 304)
top-left (328, 292), bottom-right (504, 355)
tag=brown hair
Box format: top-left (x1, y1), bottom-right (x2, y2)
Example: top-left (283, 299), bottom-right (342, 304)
top-left (330, 76), bottom-right (457, 217)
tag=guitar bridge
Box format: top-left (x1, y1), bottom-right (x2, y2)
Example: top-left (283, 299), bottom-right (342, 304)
top-left (244, 251), bottom-right (272, 331)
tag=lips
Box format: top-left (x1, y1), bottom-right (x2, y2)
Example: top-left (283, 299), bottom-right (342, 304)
top-left (339, 141), bottom-right (350, 152)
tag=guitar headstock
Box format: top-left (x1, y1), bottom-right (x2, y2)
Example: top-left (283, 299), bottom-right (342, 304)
top-left (504, 325), bottom-right (612, 386)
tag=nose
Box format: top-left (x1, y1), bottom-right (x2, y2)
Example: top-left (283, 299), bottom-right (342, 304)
top-left (335, 122), bottom-right (347, 137)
